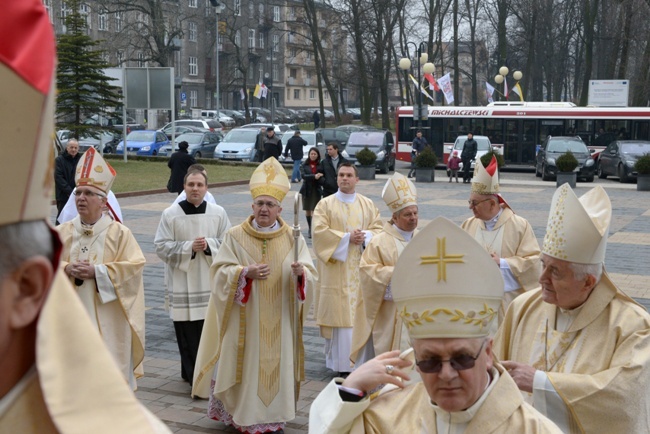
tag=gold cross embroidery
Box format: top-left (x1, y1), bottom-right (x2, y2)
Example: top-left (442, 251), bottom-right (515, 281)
top-left (395, 179), bottom-right (411, 197)
top-left (420, 237), bottom-right (464, 281)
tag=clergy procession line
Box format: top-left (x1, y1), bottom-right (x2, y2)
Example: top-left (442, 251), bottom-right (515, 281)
top-left (2, 3), bottom-right (650, 433)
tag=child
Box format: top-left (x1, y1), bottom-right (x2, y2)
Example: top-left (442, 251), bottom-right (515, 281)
top-left (447, 150), bottom-right (461, 182)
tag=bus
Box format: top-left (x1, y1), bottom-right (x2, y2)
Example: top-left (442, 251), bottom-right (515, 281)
top-left (395, 102), bottom-right (650, 166)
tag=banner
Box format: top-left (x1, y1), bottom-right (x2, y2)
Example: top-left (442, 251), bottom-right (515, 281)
top-left (512, 82), bottom-right (524, 101)
top-left (485, 82), bottom-right (495, 103)
top-left (437, 73), bottom-right (454, 105)
top-left (409, 74), bottom-right (434, 103)
top-left (260, 84), bottom-right (268, 98)
top-left (253, 83), bottom-right (261, 99)
top-left (424, 73), bottom-right (440, 92)
top-left (504, 78), bottom-right (509, 99)
top-left (240, 88), bottom-right (246, 100)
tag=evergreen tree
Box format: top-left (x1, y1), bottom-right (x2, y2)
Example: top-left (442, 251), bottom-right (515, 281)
top-left (56, 0), bottom-right (122, 139)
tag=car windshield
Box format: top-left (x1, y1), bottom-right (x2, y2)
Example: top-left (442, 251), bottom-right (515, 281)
top-left (621, 142), bottom-right (650, 155)
top-left (547, 140), bottom-right (588, 153)
top-left (127, 131), bottom-right (154, 142)
top-left (301, 134), bottom-right (316, 146)
top-left (347, 133), bottom-right (383, 148)
top-left (177, 134), bottom-right (204, 144)
top-left (224, 130), bottom-right (258, 142)
top-left (454, 137), bottom-right (491, 151)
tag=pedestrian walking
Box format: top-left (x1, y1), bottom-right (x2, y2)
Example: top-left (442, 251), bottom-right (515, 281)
top-left (167, 141), bottom-right (195, 194)
top-left (407, 131), bottom-right (427, 178)
top-left (460, 132), bottom-right (478, 183)
top-left (300, 147), bottom-right (323, 237)
top-left (284, 129), bottom-right (308, 182)
top-left (313, 110), bottom-right (320, 129)
top-left (262, 126), bottom-right (282, 160)
top-left (447, 150), bottom-right (461, 182)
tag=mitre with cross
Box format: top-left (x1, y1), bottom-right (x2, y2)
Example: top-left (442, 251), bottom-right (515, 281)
top-left (391, 217), bottom-right (504, 339)
top-left (382, 172), bottom-right (417, 213)
top-left (249, 156), bottom-right (290, 202)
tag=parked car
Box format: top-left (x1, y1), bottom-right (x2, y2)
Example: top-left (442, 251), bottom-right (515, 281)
top-left (597, 140), bottom-right (650, 182)
top-left (241, 123), bottom-right (297, 134)
top-left (336, 124), bottom-right (377, 133)
top-left (536, 136), bottom-right (595, 182)
top-left (343, 130), bottom-right (395, 174)
top-left (78, 131), bottom-right (122, 154)
top-left (116, 130), bottom-right (170, 156)
top-left (450, 135), bottom-right (497, 174)
top-left (158, 132), bottom-right (222, 158)
top-left (161, 119), bottom-right (223, 133)
top-left (83, 114), bottom-right (145, 134)
top-left (220, 109), bottom-right (247, 126)
top-left (160, 125), bottom-right (207, 139)
top-left (56, 129), bottom-right (71, 143)
top-left (214, 128), bottom-right (260, 161)
top-left (345, 108), bottom-right (362, 120)
top-left (316, 127), bottom-right (350, 152)
top-left (296, 131), bottom-right (325, 162)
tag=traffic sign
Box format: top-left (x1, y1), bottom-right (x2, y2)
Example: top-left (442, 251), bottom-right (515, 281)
top-left (180, 92), bottom-right (187, 102)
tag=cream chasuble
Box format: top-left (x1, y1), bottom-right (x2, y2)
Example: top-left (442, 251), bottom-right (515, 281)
top-left (494, 274), bottom-right (650, 434)
top-left (57, 215), bottom-right (146, 387)
top-left (350, 223), bottom-right (416, 364)
top-left (192, 217), bottom-right (317, 428)
top-left (309, 362), bottom-right (562, 434)
top-left (312, 193), bottom-right (382, 336)
top-left (461, 207), bottom-right (540, 323)
top-left (154, 202), bottom-right (231, 321)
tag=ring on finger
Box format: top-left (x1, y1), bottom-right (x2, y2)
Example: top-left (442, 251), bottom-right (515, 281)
top-left (385, 364), bottom-right (395, 375)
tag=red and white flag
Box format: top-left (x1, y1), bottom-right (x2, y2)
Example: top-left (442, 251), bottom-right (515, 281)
top-left (424, 73), bottom-right (440, 92)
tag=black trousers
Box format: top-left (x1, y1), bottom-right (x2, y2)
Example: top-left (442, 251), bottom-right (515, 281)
top-left (173, 319), bottom-right (204, 384)
top-left (462, 158), bottom-right (473, 181)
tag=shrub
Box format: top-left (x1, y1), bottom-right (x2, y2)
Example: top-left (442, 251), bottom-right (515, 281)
top-left (634, 153), bottom-right (650, 175)
top-left (480, 150), bottom-right (505, 169)
top-left (556, 151), bottom-right (579, 172)
top-left (356, 146), bottom-right (377, 166)
top-left (415, 145), bottom-right (438, 168)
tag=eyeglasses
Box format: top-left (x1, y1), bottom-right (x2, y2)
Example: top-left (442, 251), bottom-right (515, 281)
top-left (73, 190), bottom-right (105, 198)
top-left (415, 340), bottom-right (487, 373)
top-left (468, 198), bottom-right (492, 207)
top-left (253, 201), bottom-right (279, 209)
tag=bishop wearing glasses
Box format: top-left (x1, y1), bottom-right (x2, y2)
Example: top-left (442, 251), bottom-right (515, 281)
top-left (461, 156), bottom-right (540, 325)
top-left (309, 217), bottom-right (561, 433)
top-left (192, 157), bottom-right (317, 434)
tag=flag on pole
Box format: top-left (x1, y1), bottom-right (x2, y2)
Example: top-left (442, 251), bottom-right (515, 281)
top-left (260, 84), bottom-right (268, 98)
top-left (512, 82), bottom-right (524, 101)
top-left (409, 74), bottom-right (434, 103)
top-left (240, 88), bottom-right (246, 100)
top-left (437, 73), bottom-right (454, 105)
top-left (253, 83), bottom-right (262, 99)
top-left (504, 78), bottom-right (509, 99)
top-left (485, 82), bottom-right (495, 103)
top-left (424, 73), bottom-right (441, 92)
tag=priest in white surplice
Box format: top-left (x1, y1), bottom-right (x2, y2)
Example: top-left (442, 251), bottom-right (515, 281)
top-left (312, 162), bottom-right (383, 376)
top-left (57, 148), bottom-right (146, 390)
top-left (155, 170), bottom-right (231, 384)
top-left (309, 218), bottom-right (562, 434)
top-left (495, 185), bottom-right (650, 433)
top-left (192, 158), bottom-right (317, 433)
top-left (461, 156), bottom-right (540, 325)
top-left (350, 172), bottom-right (419, 366)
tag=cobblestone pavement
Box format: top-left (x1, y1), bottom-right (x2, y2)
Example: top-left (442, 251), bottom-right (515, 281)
top-left (51, 165), bottom-right (650, 433)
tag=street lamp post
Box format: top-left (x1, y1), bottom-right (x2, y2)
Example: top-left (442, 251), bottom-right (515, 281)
top-left (210, 1), bottom-right (224, 119)
top-left (494, 66), bottom-right (523, 101)
top-left (399, 42), bottom-right (435, 131)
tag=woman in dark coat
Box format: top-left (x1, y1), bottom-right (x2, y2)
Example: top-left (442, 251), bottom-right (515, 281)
top-left (300, 147), bottom-right (323, 238)
top-left (167, 141), bottom-right (195, 194)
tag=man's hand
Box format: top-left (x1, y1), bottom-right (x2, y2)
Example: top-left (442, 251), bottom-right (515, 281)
top-left (192, 237), bottom-right (207, 252)
top-left (342, 350), bottom-right (412, 393)
top-left (502, 360), bottom-right (536, 393)
top-left (291, 262), bottom-right (304, 277)
top-left (247, 263), bottom-right (271, 280)
top-left (314, 173), bottom-right (323, 180)
top-left (66, 260), bottom-right (96, 280)
top-left (350, 229), bottom-right (365, 245)
top-left (490, 252), bottom-right (501, 266)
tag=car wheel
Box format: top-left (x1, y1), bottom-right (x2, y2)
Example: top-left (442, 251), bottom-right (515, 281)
top-left (535, 163), bottom-right (541, 177)
top-left (379, 159), bottom-right (389, 174)
top-left (541, 164), bottom-right (551, 181)
top-left (152, 150), bottom-right (157, 156)
top-left (104, 146), bottom-right (114, 154)
top-left (597, 163), bottom-right (607, 179)
top-left (389, 157), bottom-right (395, 172)
top-left (618, 164), bottom-right (630, 183)
top-left (195, 152), bottom-right (202, 158)
top-left (585, 175), bottom-right (594, 182)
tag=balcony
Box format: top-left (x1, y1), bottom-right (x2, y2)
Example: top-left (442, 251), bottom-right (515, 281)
top-left (288, 77), bottom-right (295, 85)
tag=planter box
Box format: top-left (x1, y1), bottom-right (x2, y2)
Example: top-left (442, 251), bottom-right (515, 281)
top-left (357, 165), bottom-right (376, 180)
top-left (556, 172), bottom-right (577, 188)
top-left (415, 168), bottom-right (435, 183)
top-left (638, 174), bottom-right (650, 191)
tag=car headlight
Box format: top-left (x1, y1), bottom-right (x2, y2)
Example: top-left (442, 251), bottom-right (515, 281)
top-left (244, 147), bottom-right (252, 153)
top-left (547, 158), bottom-right (556, 165)
top-left (342, 150), bottom-right (350, 158)
top-left (141, 145), bottom-right (151, 151)
top-left (376, 150), bottom-right (385, 159)
top-left (585, 159), bottom-right (594, 167)
top-left (627, 160), bottom-right (635, 167)
top-left (117, 144), bottom-right (123, 150)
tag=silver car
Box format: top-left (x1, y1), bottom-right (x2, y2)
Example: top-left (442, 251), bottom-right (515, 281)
top-left (214, 128), bottom-right (260, 161)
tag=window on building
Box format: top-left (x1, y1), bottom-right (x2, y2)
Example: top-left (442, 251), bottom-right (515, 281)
top-left (79, 3), bottom-right (90, 29)
top-left (190, 90), bottom-right (198, 107)
top-left (60, 3), bottom-right (70, 27)
top-left (273, 34), bottom-right (279, 52)
top-left (324, 90), bottom-right (329, 100)
top-left (259, 33), bottom-right (264, 49)
top-left (289, 69), bottom-right (297, 79)
top-left (248, 29), bottom-right (255, 49)
top-left (235, 30), bottom-right (241, 45)
top-left (248, 67), bottom-right (254, 80)
top-left (43, 0), bottom-right (53, 23)
top-left (249, 2), bottom-right (254, 15)
top-left (116, 51), bottom-right (124, 66)
top-left (137, 52), bottom-right (144, 67)
top-left (290, 48), bottom-right (297, 58)
top-left (189, 21), bottom-right (197, 41)
top-left (294, 89), bottom-right (300, 100)
top-left (258, 63), bottom-right (264, 81)
top-left (309, 90), bottom-right (316, 100)
top-left (234, 0), bottom-right (241, 16)
top-left (98, 9), bottom-right (107, 31)
top-left (189, 0), bottom-right (197, 8)
top-left (273, 64), bottom-right (278, 81)
top-left (235, 68), bottom-right (243, 79)
top-left (101, 52), bottom-right (110, 64)
top-left (218, 33), bottom-right (223, 50)
top-left (189, 56), bottom-right (198, 76)
top-left (114, 11), bottom-right (122, 32)
top-left (306, 51), bottom-right (312, 61)
top-left (289, 6), bottom-right (296, 18)
top-left (273, 6), bottom-right (280, 22)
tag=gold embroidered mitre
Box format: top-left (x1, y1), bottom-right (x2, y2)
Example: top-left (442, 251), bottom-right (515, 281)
top-left (249, 157), bottom-right (290, 202)
top-left (0, 1), bottom-right (56, 226)
top-left (471, 155), bottom-right (499, 195)
top-left (75, 147), bottom-right (116, 194)
top-left (382, 172), bottom-right (417, 213)
top-left (392, 217), bottom-right (503, 338)
top-left (542, 184), bottom-right (611, 264)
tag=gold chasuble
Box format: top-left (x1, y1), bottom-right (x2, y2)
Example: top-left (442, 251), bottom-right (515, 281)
top-left (495, 275), bottom-right (650, 434)
top-left (192, 216), bottom-right (317, 428)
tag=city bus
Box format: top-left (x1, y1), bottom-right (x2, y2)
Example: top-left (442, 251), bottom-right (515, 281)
top-left (395, 102), bottom-right (650, 166)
